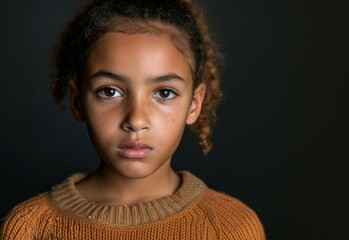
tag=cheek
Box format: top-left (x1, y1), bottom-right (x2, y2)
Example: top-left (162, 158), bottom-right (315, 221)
top-left (157, 112), bottom-right (187, 152)
top-left (84, 104), bottom-right (119, 143)
top-left (154, 104), bottom-right (189, 136)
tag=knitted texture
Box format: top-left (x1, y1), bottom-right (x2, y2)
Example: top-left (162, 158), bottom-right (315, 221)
top-left (1, 172), bottom-right (265, 239)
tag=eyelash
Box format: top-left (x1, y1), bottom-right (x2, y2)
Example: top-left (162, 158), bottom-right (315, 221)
top-left (97, 86), bottom-right (122, 98)
top-left (154, 89), bottom-right (178, 100)
top-left (96, 87), bottom-right (178, 100)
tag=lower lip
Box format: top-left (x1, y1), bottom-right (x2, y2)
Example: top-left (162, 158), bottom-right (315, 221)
top-left (118, 148), bottom-right (152, 159)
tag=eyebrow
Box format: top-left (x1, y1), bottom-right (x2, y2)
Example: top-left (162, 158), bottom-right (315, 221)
top-left (90, 70), bottom-right (128, 82)
top-left (152, 73), bottom-right (185, 83)
top-left (89, 70), bottom-right (185, 83)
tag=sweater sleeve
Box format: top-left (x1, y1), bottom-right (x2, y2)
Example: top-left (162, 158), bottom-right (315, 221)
top-left (0, 193), bottom-right (49, 240)
top-left (204, 190), bottom-right (266, 240)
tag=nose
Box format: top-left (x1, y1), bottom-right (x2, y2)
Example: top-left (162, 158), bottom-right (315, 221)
top-left (121, 98), bottom-right (150, 133)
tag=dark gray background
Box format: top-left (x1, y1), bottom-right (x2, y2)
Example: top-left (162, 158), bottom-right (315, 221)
top-left (0, 0), bottom-right (348, 239)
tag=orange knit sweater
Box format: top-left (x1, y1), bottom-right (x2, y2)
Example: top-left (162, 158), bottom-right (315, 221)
top-left (1, 172), bottom-right (265, 239)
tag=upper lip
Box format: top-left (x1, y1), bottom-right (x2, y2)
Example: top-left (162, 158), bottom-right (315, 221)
top-left (118, 140), bottom-right (153, 150)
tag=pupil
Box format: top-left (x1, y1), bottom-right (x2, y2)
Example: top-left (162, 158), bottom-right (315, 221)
top-left (160, 90), bottom-right (169, 98)
top-left (106, 88), bottom-right (115, 97)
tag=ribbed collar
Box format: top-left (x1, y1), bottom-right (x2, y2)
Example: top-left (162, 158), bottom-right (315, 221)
top-left (49, 171), bottom-right (206, 226)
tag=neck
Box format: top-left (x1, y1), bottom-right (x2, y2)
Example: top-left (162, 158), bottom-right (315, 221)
top-left (76, 162), bottom-right (181, 206)
top-left (50, 171), bottom-right (207, 225)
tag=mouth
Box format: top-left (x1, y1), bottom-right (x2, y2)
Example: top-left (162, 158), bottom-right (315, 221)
top-left (117, 140), bottom-right (153, 159)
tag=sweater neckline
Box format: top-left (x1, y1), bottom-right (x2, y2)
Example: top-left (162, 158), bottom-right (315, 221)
top-left (49, 171), bottom-right (206, 226)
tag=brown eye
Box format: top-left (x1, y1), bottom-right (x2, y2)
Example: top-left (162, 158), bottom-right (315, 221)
top-left (154, 89), bottom-right (177, 100)
top-left (97, 87), bottom-right (121, 98)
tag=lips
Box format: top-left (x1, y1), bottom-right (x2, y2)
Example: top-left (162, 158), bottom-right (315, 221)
top-left (118, 141), bottom-right (153, 159)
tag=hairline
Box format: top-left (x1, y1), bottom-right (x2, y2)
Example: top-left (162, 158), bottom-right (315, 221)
top-left (83, 17), bottom-right (196, 83)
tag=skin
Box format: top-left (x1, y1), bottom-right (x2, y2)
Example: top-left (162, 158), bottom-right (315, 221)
top-left (69, 32), bottom-right (205, 206)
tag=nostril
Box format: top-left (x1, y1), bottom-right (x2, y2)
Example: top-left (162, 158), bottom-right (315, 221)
top-left (122, 122), bottom-right (150, 133)
top-left (126, 126), bottom-right (134, 132)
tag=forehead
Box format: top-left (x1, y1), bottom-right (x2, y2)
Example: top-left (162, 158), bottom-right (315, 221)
top-left (102, 18), bottom-right (196, 71)
top-left (84, 32), bottom-right (193, 83)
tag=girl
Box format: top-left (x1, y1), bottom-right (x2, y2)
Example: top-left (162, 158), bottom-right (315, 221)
top-left (1, 0), bottom-right (265, 239)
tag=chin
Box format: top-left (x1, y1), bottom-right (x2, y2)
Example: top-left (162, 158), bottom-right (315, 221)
top-left (115, 162), bottom-right (160, 180)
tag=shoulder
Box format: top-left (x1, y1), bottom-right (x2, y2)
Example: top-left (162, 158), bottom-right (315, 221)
top-left (0, 193), bottom-right (51, 240)
top-left (197, 189), bottom-right (266, 240)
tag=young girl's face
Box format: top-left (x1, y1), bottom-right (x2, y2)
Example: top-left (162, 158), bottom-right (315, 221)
top-left (70, 31), bottom-right (205, 179)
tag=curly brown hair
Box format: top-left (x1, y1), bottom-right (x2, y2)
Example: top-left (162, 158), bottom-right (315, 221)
top-left (51, 0), bottom-right (223, 155)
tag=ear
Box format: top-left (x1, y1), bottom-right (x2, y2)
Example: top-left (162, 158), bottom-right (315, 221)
top-left (69, 79), bottom-right (85, 122)
top-left (186, 83), bottom-right (206, 125)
